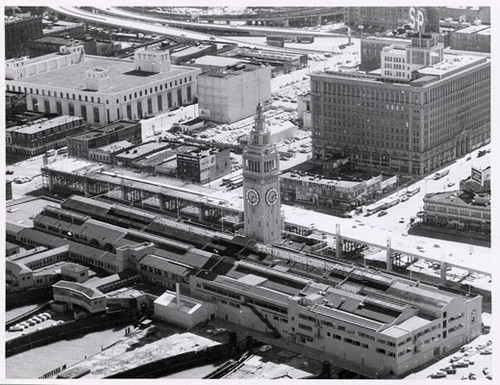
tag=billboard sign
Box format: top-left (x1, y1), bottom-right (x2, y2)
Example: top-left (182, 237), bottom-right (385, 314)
top-left (471, 166), bottom-right (483, 186)
top-left (409, 7), bottom-right (425, 32)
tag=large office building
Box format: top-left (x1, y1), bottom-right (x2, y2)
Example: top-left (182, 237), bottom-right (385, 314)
top-left (343, 7), bottom-right (410, 31)
top-left (344, 7), bottom-right (440, 33)
top-left (450, 25), bottom-right (491, 53)
top-left (5, 13), bottom-right (43, 59)
top-left (5, 44), bottom-right (201, 125)
top-left (197, 61), bottom-right (271, 124)
top-left (310, 33), bottom-right (490, 175)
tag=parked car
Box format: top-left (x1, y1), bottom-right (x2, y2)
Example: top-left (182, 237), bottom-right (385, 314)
top-left (212, 327), bottom-right (226, 336)
top-left (430, 371), bottom-right (447, 379)
top-left (377, 210), bottom-right (388, 217)
top-left (260, 344), bottom-right (273, 352)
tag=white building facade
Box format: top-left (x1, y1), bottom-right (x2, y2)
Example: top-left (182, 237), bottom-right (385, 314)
top-left (6, 45), bottom-right (201, 126)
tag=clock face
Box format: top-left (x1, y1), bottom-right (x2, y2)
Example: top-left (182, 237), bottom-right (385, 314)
top-left (246, 188), bottom-right (260, 206)
top-left (265, 188), bottom-right (279, 206)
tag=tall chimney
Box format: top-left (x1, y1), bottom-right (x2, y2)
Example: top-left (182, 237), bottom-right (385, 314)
top-left (175, 282), bottom-right (180, 306)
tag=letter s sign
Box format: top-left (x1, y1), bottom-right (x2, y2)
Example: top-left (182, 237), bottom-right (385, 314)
top-left (409, 7), bottom-right (416, 29)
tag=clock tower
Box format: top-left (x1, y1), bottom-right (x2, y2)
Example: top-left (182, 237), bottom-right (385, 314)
top-left (243, 104), bottom-right (281, 243)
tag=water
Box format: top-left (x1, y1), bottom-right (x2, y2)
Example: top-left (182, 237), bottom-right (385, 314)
top-left (6, 326), bottom-right (129, 379)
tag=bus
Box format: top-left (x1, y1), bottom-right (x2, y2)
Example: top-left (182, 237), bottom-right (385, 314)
top-left (229, 176), bottom-right (244, 189)
top-left (384, 197), bottom-right (400, 209)
top-left (45, 149), bottom-right (56, 157)
top-left (222, 174), bottom-right (242, 186)
top-left (365, 203), bottom-right (385, 216)
top-left (433, 169), bottom-right (450, 180)
top-left (406, 186), bottom-right (421, 197)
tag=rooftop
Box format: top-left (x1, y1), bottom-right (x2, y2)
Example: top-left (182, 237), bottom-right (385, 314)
top-left (417, 53), bottom-right (486, 77)
top-left (454, 25), bottom-right (490, 35)
top-left (424, 191), bottom-right (491, 208)
top-left (114, 141), bottom-right (171, 160)
top-left (9, 55), bottom-right (198, 95)
top-left (7, 115), bottom-right (83, 135)
top-left (281, 171), bottom-right (366, 189)
top-left (70, 120), bottom-right (138, 140)
top-left (154, 291), bottom-right (204, 314)
top-left (202, 62), bottom-right (265, 78)
top-left (92, 140), bottom-right (134, 153)
top-left (191, 55), bottom-right (247, 68)
top-left (53, 280), bottom-right (105, 299)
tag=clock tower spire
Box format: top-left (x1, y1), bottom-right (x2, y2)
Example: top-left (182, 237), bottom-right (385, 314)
top-left (242, 104), bottom-right (282, 243)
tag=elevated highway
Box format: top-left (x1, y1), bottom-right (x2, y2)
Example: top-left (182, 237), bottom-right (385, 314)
top-left (50, 6), bottom-right (345, 47)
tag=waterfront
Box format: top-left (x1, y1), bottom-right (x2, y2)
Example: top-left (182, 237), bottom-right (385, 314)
top-left (6, 326), bottom-right (129, 378)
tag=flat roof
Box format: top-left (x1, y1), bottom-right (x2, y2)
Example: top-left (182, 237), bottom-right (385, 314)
top-left (192, 55), bottom-right (246, 67)
top-left (425, 191), bottom-right (490, 208)
top-left (6, 196), bottom-right (60, 228)
top-left (154, 291), bottom-right (204, 314)
top-left (92, 140), bottom-right (134, 153)
top-left (114, 142), bottom-right (171, 160)
top-left (455, 25), bottom-right (490, 34)
top-left (281, 171), bottom-right (361, 189)
top-left (11, 55), bottom-right (198, 95)
top-left (202, 62), bottom-right (264, 78)
top-left (417, 53), bottom-right (486, 77)
top-left (7, 115), bottom-right (83, 135)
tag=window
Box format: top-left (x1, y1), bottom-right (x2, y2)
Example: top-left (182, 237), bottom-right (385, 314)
top-left (157, 95), bottom-right (163, 111)
top-left (56, 101), bottom-right (62, 115)
top-left (68, 103), bottom-right (74, 116)
top-left (32, 98), bottom-right (38, 112)
top-left (187, 85), bottom-right (192, 102)
top-left (93, 107), bottom-right (100, 123)
top-left (167, 92), bottom-right (172, 108)
top-left (147, 98), bottom-right (153, 114)
top-left (137, 101), bottom-right (143, 118)
top-left (44, 99), bottom-right (50, 113)
top-left (177, 89), bottom-right (182, 105)
top-left (81, 105), bottom-right (87, 121)
top-left (127, 104), bottom-right (132, 119)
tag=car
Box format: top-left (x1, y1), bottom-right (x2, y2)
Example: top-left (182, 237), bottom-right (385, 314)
top-left (482, 368), bottom-right (490, 375)
top-left (9, 325), bottom-right (24, 332)
top-left (445, 367), bottom-right (457, 375)
top-left (260, 344), bottom-right (273, 352)
top-left (453, 361), bottom-right (469, 368)
top-left (6, 170), bottom-right (14, 175)
top-left (212, 327), bottom-right (226, 336)
top-left (466, 156), bottom-right (471, 161)
top-left (430, 371), bottom-right (447, 379)
top-left (400, 195), bottom-right (409, 202)
top-left (399, 218), bottom-right (404, 223)
top-left (377, 210), bottom-right (387, 217)
top-left (447, 182), bottom-right (455, 187)
top-left (479, 349), bottom-right (492, 355)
